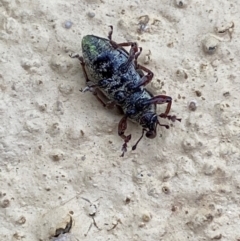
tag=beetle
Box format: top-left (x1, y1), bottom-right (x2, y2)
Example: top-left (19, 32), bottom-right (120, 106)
top-left (70, 26), bottom-right (181, 156)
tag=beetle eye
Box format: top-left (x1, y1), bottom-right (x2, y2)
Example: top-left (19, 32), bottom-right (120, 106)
top-left (146, 130), bottom-right (156, 139)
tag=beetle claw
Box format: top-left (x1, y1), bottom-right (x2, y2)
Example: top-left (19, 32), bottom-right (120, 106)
top-left (81, 86), bottom-right (91, 92)
top-left (120, 145), bottom-right (127, 157)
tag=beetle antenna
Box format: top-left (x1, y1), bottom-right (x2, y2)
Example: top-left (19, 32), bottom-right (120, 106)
top-left (157, 119), bottom-right (169, 129)
top-left (159, 113), bottom-right (181, 122)
top-left (132, 128), bottom-right (146, 151)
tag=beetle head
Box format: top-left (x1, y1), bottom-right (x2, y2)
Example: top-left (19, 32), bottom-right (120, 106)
top-left (140, 113), bottom-right (158, 139)
top-left (132, 113), bottom-right (170, 151)
top-left (140, 113), bottom-right (170, 139)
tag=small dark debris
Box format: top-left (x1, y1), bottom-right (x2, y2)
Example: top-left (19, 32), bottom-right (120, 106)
top-left (52, 154), bottom-right (61, 162)
top-left (176, 1), bottom-right (183, 7)
top-left (1, 199), bottom-right (10, 208)
top-left (212, 234), bottom-right (222, 240)
top-left (188, 100), bottom-right (197, 111)
top-left (16, 216), bottom-right (26, 225)
top-left (125, 196), bottom-right (131, 204)
top-left (162, 186), bottom-right (170, 194)
top-left (206, 214), bottom-right (214, 222)
top-left (171, 205), bottom-right (177, 212)
top-left (195, 90), bottom-right (202, 97)
top-left (81, 155), bottom-right (86, 161)
top-left (223, 91), bottom-right (230, 97)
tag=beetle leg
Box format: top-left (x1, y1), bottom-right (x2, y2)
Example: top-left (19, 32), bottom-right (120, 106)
top-left (159, 113), bottom-right (182, 122)
top-left (143, 95), bottom-right (181, 123)
top-left (92, 88), bottom-right (116, 109)
top-left (81, 86), bottom-right (105, 105)
top-left (118, 42), bottom-right (140, 73)
top-left (134, 47), bottom-right (142, 66)
top-left (93, 91), bottom-right (113, 108)
top-left (118, 116), bottom-right (132, 157)
top-left (108, 26), bottom-right (132, 49)
top-left (104, 100), bottom-right (116, 109)
top-left (108, 26), bottom-right (135, 46)
top-left (70, 54), bottom-right (91, 83)
top-left (108, 26), bottom-right (140, 50)
top-left (133, 63), bottom-right (154, 88)
top-left (81, 83), bottom-right (100, 92)
top-left (156, 95), bottom-right (181, 122)
top-left (143, 95), bottom-right (172, 112)
top-left (80, 83), bottom-right (116, 109)
top-left (135, 66), bottom-right (154, 88)
top-left (132, 128), bottom-right (146, 151)
top-left (108, 25), bottom-right (113, 40)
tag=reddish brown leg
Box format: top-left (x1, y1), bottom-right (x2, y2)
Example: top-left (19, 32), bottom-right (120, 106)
top-left (118, 42), bottom-right (140, 73)
top-left (143, 95), bottom-right (181, 122)
top-left (134, 47), bottom-right (142, 66)
top-left (70, 54), bottom-right (91, 83)
top-left (108, 25), bottom-right (136, 48)
top-left (93, 89), bottom-right (113, 108)
top-left (132, 128), bottom-right (146, 151)
top-left (108, 26), bottom-right (140, 51)
top-left (108, 25), bottom-right (113, 40)
top-left (84, 87), bottom-right (116, 109)
top-left (108, 28), bottom-right (137, 50)
top-left (144, 95), bottom-right (172, 114)
top-left (159, 112), bottom-right (181, 122)
top-left (133, 63), bottom-right (154, 88)
top-left (118, 116), bottom-right (132, 157)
